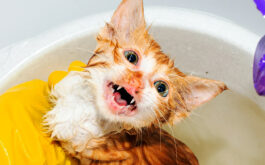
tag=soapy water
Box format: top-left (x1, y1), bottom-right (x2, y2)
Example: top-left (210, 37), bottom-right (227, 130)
top-left (164, 91), bottom-right (265, 165)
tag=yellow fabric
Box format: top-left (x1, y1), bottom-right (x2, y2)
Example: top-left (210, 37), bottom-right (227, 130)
top-left (0, 61), bottom-right (86, 165)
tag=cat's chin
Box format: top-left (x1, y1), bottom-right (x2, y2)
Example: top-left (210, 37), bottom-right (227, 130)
top-left (104, 81), bottom-right (137, 117)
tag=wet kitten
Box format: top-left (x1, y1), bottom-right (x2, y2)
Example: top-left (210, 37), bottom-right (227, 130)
top-left (44, 0), bottom-right (227, 164)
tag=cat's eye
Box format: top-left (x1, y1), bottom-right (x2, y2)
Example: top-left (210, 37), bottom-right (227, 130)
top-left (124, 50), bottom-right (138, 65)
top-left (154, 81), bottom-right (169, 97)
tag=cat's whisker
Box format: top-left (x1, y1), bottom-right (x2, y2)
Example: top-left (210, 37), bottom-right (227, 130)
top-left (158, 105), bottom-right (192, 159)
top-left (59, 47), bottom-right (95, 54)
top-left (183, 112), bottom-right (198, 125)
top-left (141, 94), bottom-right (169, 151)
top-left (174, 111), bottom-right (201, 144)
top-left (74, 47), bottom-right (95, 53)
top-left (150, 110), bottom-right (163, 151)
top-left (58, 47), bottom-right (110, 60)
top-left (190, 111), bottom-right (205, 120)
top-left (179, 116), bottom-right (199, 145)
top-left (141, 94), bottom-right (163, 149)
top-left (154, 105), bottom-right (178, 153)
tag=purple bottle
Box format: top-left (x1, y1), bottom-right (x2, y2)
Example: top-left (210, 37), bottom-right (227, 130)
top-left (254, 0), bottom-right (265, 16)
top-left (253, 35), bottom-right (265, 96)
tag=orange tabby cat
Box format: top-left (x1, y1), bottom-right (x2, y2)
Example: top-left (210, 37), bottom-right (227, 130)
top-left (45, 0), bottom-right (227, 164)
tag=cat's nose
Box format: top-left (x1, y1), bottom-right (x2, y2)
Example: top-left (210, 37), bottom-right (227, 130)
top-left (127, 79), bottom-right (143, 95)
top-left (123, 70), bottom-right (144, 95)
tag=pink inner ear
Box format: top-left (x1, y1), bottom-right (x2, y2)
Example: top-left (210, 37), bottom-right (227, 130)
top-left (188, 85), bottom-right (220, 107)
top-left (184, 76), bottom-right (227, 110)
top-left (110, 0), bottom-right (145, 37)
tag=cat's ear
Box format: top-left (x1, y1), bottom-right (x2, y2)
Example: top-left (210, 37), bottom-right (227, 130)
top-left (100, 0), bottom-right (146, 40)
top-left (111, 0), bottom-right (145, 33)
top-left (171, 76), bottom-right (227, 124)
top-left (182, 76), bottom-right (227, 111)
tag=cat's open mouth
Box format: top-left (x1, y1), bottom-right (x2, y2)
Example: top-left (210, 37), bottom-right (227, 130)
top-left (104, 82), bottom-right (137, 116)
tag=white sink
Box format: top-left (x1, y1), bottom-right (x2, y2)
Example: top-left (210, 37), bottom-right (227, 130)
top-left (0, 7), bottom-right (264, 165)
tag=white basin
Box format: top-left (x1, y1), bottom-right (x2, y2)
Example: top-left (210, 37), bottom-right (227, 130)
top-left (0, 7), bottom-right (264, 165)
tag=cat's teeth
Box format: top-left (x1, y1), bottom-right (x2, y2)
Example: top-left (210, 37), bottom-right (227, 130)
top-left (130, 99), bottom-right (135, 104)
top-left (117, 85), bottom-right (122, 90)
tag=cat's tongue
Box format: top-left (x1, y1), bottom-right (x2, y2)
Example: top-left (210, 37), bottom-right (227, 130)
top-left (114, 92), bottom-right (127, 106)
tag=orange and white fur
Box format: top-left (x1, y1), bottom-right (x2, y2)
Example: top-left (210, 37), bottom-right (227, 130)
top-left (44, 0), bottom-right (227, 164)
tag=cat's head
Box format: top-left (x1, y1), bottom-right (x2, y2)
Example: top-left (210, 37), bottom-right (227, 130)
top-left (86, 0), bottom-right (227, 129)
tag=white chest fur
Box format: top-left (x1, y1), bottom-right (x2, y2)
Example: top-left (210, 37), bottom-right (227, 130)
top-left (44, 72), bottom-right (116, 152)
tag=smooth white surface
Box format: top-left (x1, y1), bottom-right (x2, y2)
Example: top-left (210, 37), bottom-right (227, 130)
top-left (0, 0), bottom-right (264, 48)
top-left (0, 7), bottom-right (264, 165)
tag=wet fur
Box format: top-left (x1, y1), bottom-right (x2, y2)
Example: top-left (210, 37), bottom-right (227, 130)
top-left (78, 127), bottom-right (198, 165)
top-left (44, 0), bottom-right (227, 164)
